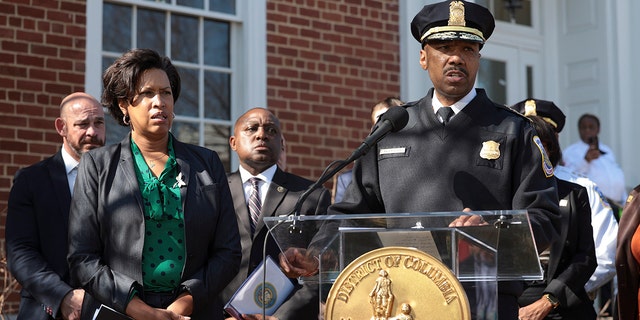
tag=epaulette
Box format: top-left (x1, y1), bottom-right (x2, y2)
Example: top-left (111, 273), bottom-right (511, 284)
top-left (497, 103), bottom-right (530, 120)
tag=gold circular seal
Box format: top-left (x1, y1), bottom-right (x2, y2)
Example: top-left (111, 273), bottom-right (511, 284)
top-left (325, 247), bottom-right (470, 320)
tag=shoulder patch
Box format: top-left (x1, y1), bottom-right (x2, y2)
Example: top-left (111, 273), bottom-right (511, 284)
top-left (533, 135), bottom-right (554, 178)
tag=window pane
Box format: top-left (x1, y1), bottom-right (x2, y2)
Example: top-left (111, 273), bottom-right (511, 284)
top-left (477, 0), bottom-right (532, 26)
top-left (101, 55), bottom-right (116, 93)
top-left (204, 71), bottom-right (230, 120)
top-left (497, 0), bottom-right (532, 26)
top-left (143, 0), bottom-right (169, 3)
top-left (176, 67), bottom-right (199, 117)
top-left (137, 9), bottom-right (166, 55)
top-left (104, 116), bottom-right (130, 145)
top-left (171, 14), bottom-right (199, 63)
top-left (205, 123), bottom-right (231, 172)
top-left (204, 19), bottom-right (230, 67)
top-left (478, 58), bottom-right (507, 105)
top-left (171, 121), bottom-right (199, 145)
top-left (177, 0), bottom-right (204, 10)
top-left (102, 56), bottom-right (117, 74)
top-left (103, 3), bottom-right (132, 52)
top-left (210, 0), bottom-right (236, 15)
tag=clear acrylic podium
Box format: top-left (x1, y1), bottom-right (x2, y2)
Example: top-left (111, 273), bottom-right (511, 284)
top-left (264, 210), bottom-right (542, 320)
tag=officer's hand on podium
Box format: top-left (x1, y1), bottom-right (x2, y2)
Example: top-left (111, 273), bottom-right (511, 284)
top-left (279, 247), bottom-right (319, 278)
top-left (448, 208), bottom-right (489, 227)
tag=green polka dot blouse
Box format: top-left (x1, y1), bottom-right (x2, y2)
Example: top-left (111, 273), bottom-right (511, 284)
top-left (131, 137), bottom-right (186, 293)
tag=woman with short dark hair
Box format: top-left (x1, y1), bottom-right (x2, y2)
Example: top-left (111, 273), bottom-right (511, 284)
top-left (68, 48), bottom-right (241, 320)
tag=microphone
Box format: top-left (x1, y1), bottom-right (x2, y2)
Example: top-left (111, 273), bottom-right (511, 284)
top-left (346, 105), bottom-right (409, 163)
top-left (288, 106), bottom-right (409, 233)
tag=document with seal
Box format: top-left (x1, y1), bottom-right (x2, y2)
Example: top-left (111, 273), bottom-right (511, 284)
top-left (224, 256), bottom-right (294, 318)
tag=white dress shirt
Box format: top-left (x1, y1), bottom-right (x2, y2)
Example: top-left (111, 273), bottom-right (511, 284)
top-left (554, 165), bottom-right (618, 293)
top-left (562, 140), bottom-right (627, 204)
top-left (431, 87), bottom-right (477, 121)
top-left (61, 146), bottom-right (79, 194)
top-left (239, 164), bottom-right (277, 206)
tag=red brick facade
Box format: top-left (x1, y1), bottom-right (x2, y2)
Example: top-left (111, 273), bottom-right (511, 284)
top-left (267, 0), bottom-right (401, 177)
top-left (0, 0), bottom-right (89, 312)
top-left (0, 0), bottom-right (400, 313)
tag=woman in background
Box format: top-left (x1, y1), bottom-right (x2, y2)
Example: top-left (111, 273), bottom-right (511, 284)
top-left (517, 116), bottom-right (596, 320)
top-left (616, 185), bottom-right (640, 320)
top-left (68, 48), bottom-right (240, 320)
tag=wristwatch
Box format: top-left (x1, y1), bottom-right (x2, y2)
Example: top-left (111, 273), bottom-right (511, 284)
top-left (544, 293), bottom-right (560, 309)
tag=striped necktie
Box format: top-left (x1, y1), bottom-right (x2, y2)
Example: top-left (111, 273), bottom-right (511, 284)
top-left (248, 177), bottom-right (262, 234)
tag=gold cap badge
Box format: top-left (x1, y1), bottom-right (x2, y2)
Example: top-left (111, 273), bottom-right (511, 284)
top-left (524, 100), bottom-right (537, 116)
top-left (411, 0), bottom-right (495, 45)
top-left (480, 140), bottom-right (500, 160)
top-left (421, 1), bottom-right (486, 43)
top-left (523, 99), bottom-right (559, 129)
top-left (448, 1), bottom-right (466, 26)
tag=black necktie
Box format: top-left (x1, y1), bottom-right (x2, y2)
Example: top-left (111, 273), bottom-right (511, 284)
top-left (248, 177), bottom-right (262, 234)
top-left (437, 107), bottom-right (454, 125)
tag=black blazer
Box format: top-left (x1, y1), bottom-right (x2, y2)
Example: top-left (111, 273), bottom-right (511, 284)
top-left (67, 135), bottom-right (241, 320)
top-left (6, 150), bottom-right (76, 320)
top-left (520, 178), bottom-right (597, 319)
top-left (222, 168), bottom-right (331, 320)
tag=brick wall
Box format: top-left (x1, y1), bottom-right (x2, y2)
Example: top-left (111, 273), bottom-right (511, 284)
top-left (266, 0), bottom-right (401, 179)
top-left (0, 0), bottom-right (88, 312)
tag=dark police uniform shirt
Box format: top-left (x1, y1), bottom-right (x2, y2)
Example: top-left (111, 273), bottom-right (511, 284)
top-left (329, 88), bottom-right (561, 296)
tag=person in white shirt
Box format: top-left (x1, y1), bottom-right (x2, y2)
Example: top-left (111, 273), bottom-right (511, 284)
top-left (511, 99), bottom-right (618, 296)
top-left (562, 113), bottom-right (627, 206)
top-left (553, 166), bottom-right (617, 294)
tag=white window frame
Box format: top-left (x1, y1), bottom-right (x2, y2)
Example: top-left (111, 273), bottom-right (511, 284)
top-left (85, 0), bottom-right (266, 170)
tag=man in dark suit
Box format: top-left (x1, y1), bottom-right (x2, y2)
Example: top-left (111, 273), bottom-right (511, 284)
top-left (222, 108), bottom-right (331, 319)
top-left (6, 92), bottom-right (106, 320)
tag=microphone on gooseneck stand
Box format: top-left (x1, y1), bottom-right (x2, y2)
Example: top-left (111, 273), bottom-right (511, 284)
top-left (288, 106), bottom-right (410, 233)
top-left (257, 107), bottom-right (409, 318)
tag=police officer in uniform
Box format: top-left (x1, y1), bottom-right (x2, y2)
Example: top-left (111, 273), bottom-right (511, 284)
top-left (327, 1), bottom-right (560, 319)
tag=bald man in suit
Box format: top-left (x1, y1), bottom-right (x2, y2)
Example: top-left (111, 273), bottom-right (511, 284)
top-left (222, 108), bottom-right (330, 320)
top-left (6, 93), bottom-right (105, 320)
